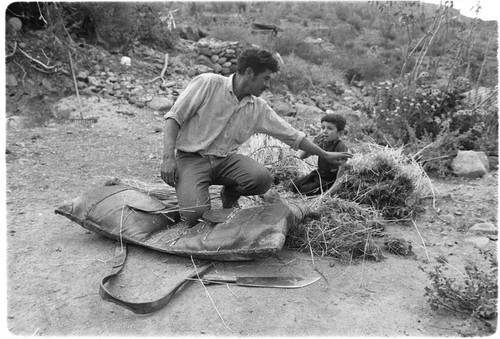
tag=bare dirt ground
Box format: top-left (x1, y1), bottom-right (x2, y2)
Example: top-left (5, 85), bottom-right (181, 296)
top-left (4, 95), bottom-right (498, 337)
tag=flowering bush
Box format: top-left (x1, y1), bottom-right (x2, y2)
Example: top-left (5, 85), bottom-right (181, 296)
top-left (363, 80), bottom-right (498, 174)
top-left (369, 80), bottom-right (496, 151)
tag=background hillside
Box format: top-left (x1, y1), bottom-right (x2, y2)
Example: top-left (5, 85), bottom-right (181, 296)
top-left (5, 1), bottom-right (499, 174)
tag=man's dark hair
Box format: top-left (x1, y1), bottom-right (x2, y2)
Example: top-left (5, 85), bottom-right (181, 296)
top-left (321, 113), bottom-right (347, 132)
top-left (237, 48), bottom-right (279, 76)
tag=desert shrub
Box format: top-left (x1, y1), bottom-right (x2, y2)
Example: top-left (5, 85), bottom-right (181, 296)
top-left (371, 81), bottom-right (465, 144)
top-left (273, 54), bottom-right (343, 94)
top-left (84, 2), bottom-right (139, 51)
top-left (327, 22), bottom-right (359, 47)
top-left (367, 79), bottom-right (498, 174)
top-left (345, 55), bottom-right (389, 82)
top-left (334, 2), bottom-right (354, 23)
top-left (209, 22), bottom-right (254, 45)
top-left (134, 3), bottom-right (177, 50)
top-left (309, 62), bottom-right (344, 89)
top-left (421, 250), bottom-right (498, 324)
top-left (274, 54), bottom-right (313, 93)
top-left (270, 31), bottom-right (327, 65)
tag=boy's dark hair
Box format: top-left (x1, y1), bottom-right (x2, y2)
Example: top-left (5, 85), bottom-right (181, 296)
top-left (237, 48), bottom-right (279, 76)
top-left (321, 113), bottom-right (347, 132)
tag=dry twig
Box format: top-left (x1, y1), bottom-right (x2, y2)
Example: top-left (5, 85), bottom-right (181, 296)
top-left (412, 219), bottom-right (430, 262)
top-left (18, 46), bottom-right (56, 70)
top-left (190, 256), bottom-right (234, 333)
top-left (148, 53), bottom-right (169, 86)
top-left (6, 41), bottom-right (17, 57)
top-left (68, 51), bottom-right (84, 119)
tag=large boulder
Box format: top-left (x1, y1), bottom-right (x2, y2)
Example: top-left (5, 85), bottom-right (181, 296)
top-left (296, 103), bottom-right (324, 117)
top-left (272, 101), bottom-right (295, 117)
top-left (147, 97), bottom-right (174, 112)
top-left (451, 150), bottom-right (489, 178)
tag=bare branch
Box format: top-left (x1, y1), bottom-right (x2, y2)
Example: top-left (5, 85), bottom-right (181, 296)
top-left (13, 61), bottom-right (26, 87)
top-left (6, 41), bottom-right (17, 58)
top-left (17, 46), bottom-right (55, 70)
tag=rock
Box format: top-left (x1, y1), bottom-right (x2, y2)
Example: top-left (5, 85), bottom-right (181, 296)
top-left (197, 46), bottom-right (212, 56)
top-left (6, 73), bottom-right (18, 87)
top-left (6, 116), bottom-right (27, 130)
top-left (338, 109), bottom-right (361, 125)
top-left (76, 71), bottom-right (89, 81)
top-left (217, 57), bottom-right (228, 65)
top-left (212, 63), bottom-right (223, 73)
top-left (272, 101), bottom-right (295, 117)
top-left (162, 81), bottom-right (177, 88)
top-left (464, 236), bottom-right (490, 249)
top-left (8, 17), bottom-right (22, 32)
top-left (451, 150), bottom-right (488, 178)
top-left (469, 222), bottom-right (497, 235)
top-left (476, 151), bottom-right (490, 170)
top-left (296, 103), bottom-right (324, 117)
top-left (196, 54), bottom-right (213, 66)
top-left (194, 38), bottom-right (242, 75)
top-left (178, 26), bottom-right (200, 42)
top-left (134, 101), bottom-right (146, 108)
top-left (120, 56), bottom-right (131, 66)
top-left (147, 97), bottom-right (174, 111)
top-left (439, 214), bottom-right (455, 224)
top-left (193, 64), bottom-right (214, 75)
top-left (488, 156), bottom-right (498, 170)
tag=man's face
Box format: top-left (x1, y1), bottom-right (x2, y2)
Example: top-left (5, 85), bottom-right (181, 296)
top-left (247, 69), bottom-right (273, 97)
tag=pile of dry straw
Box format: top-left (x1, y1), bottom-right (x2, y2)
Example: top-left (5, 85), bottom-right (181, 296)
top-left (242, 134), bottom-right (434, 261)
top-left (105, 134), bottom-right (434, 262)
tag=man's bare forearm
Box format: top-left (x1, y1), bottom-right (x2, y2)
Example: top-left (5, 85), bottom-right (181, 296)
top-left (298, 138), bottom-right (327, 158)
top-left (163, 118), bottom-right (180, 159)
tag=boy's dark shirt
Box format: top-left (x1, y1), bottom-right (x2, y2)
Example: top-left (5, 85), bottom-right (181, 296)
top-left (313, 135), bottom-right (348, 181)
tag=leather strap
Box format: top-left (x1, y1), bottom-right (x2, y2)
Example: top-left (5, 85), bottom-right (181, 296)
top-left (99, 243), bottom-right (212, 314)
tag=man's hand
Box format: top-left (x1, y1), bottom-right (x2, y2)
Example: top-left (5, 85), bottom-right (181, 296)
top-left (323, 151), bottom-right (353, 165)
top-left (161, 156), bottom-right (178, 187)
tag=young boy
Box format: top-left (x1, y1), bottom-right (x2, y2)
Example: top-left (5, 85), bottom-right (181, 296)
top-left (291, 113), bottom-right (348, 196)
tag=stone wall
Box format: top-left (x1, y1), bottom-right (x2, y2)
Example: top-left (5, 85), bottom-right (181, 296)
top-left (194, 38), bottom-right (244, 75)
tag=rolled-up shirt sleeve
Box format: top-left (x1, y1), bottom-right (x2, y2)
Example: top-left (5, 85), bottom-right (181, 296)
top-left (256, 101), bottom-right (306, 150)
top-left (164, 75), bottom-right (210, 125)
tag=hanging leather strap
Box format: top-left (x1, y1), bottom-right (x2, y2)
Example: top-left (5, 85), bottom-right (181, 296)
top-left (99, 243), bottom-right (212, 314)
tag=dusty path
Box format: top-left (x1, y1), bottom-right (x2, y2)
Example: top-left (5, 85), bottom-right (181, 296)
top-left (5, 96), bottom-right (497, 336)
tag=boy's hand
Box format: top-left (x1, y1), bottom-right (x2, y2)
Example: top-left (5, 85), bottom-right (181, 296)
top-left (323, 151), bottom-right (353, 164)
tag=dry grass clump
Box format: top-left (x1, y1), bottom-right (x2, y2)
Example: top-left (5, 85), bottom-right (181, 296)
top-left (286, 196), bottom-right (385, 262)
top-left (240, 133), bottom-right (315, 185)
top-left (241, 138), bottom-right (433, 261)
top-left (330, 142), bottom-right (434, 219)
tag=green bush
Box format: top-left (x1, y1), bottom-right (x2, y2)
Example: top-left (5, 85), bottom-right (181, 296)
top-left (209, 23), bottom-right (254, 45)
top-left (347, 55), bottom-right (389, 82)
top-left (364, 79), bottom-right (498, 174)
top-left (273, 54), bottom-right (344, 94)
top-left (270, 29), bottom-right (327, 65)
top-left (371, 81), bottom-right (465, 144)
top-left (327, 23), bottom-right (359, 47)
top-left (421, 250), bottom-right (497, 324)
top-left (274, 54), bottom-right (313, 93)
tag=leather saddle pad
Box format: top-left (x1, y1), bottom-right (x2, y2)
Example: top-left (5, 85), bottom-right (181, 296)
top-left (55, 185), bottom-right (308, 261)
